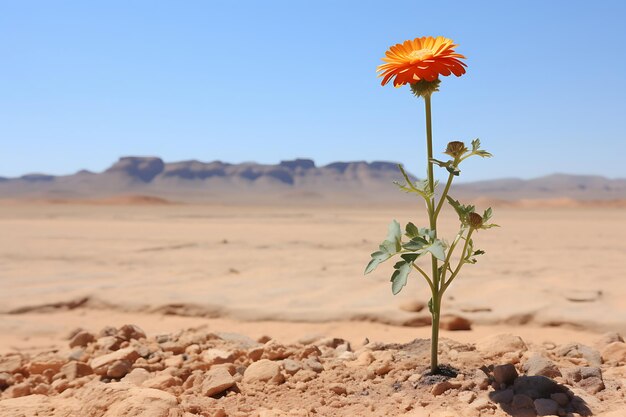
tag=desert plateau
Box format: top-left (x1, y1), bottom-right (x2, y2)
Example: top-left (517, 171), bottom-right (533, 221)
top-left (1, 201), bottom-right (625, 416)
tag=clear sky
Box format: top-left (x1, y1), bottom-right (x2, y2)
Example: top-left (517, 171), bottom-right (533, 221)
top-left (1, 0), bottom-right (625, 181)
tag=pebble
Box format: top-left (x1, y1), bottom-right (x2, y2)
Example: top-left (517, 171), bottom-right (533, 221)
top-left (328, 383), bottom-right (347, 395)
top-left (60, 361), bottom-right (93, 381)
top-left (91, 347), bottom-right (140, 375)
top-left (117, 324), bottom-right (146, 342)
top-left (0, 355), bottom-right (22, 374)
top-left (476, 334), bottom-right (527, 357)
top-left (281, 359), bottom-right (302, 375)
top-left (201, 367), bottom-right (236, 396)
top-left (601, 342), bottom-right (626, 364)
top-left (490, 388), bottom-right (514, 404)
top-left (69, 331), bottom-right (95, 348)
top-left (493, 364), bottom-right (518, 386)
top-left (107, 359), bottom-right (132, 378)
top-left (304, 358), bottom-right (324, 373)
top-left (522, 354), bottom-right (561, 378)
top-left (431, 380), bottom-right (461, 396)
top-left (439, 315), bottom-right (472, 331)
top-left (556, 343), bottom-right (602, 367)
top-left (6, 382), bottom-right (31, 398)
top-left (243, 359), bottom-right (284, 384)
top-left (28, 355), bottom-right (65, 375)
top-left (534, 398), bottom-right (559, 416)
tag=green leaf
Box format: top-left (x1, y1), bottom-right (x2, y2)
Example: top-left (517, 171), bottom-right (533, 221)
top-left (402, 236), bottom-right (428, 251)
top-left (428, 298), bottom-right (434, 314)
top-left (394, 165), bottom-right (437, 200)
top-left (405, 222), bottom-right (420, 239)
top-left (364, 250), bottom-right (391, 274)
top-left (391, 261), bottom-right (412, 295)
top-left (469, 138), bottom-right (492, 158)
top-left (471, 138), bottom-right (481, 152)
top-left (386, 220), bottom-right (402, 252)
top-left (446, 196), bottom-right (475, 226)
top-left (401, 253), bottom-right (420, 263)
top-left (423, 239), bottom-right (446, 261)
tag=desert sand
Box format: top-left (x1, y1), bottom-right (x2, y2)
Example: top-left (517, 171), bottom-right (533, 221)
top-left (1, 202), bottom-right (625, 416)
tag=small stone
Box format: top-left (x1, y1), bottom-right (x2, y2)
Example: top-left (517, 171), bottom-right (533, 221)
top-left (0, 372), bottom-right (13, 389)
top-left (91, 347), bottom-right (140, 375)
top-left (6, 382), bottom-right (31, 398)
top-left (550, 392), bottom-right (569, 407)
top-left (305, 358), bottom-right (324, 373)
top-left (337, 351), bottom-right (355, 361)
top-left (262, 340), bottom-right (291, 360)
top-left (202, 367), bottom-right (236, 397)
top-left (329, 383), bottom-right (347, 395)
top-left (107, 359), bottom-right (132, 378)
top-left (60, 361), bottom-right (93, 381)
top-left (243, 359), bottom-right (284, 384)
top-left (160, 341), bottom-right (185, 354)
top-left (248, 346), bottom-right (264, 362)
top-left (316, 337), bottom-right (348, 349)
top-left (202, 349), bottom-right (236, 366)
top-left (522, 354), bottom-right (561, 378)
top-left (122, 368), bottom-right (151, 386)
top-left (143, 374), bottom-right (180, 390)
top-left (281, 359), bottom-right (302, 375)
top-left (512, 394), bottom-right (535, 409)
top-left (164, 355), bottom-right (184, 368)
top-left (0, 355), bottom-right (22, 374)
top-left (458, 391), bottom-right (476, 404)
top-left (578, 376), bottom-right (604, 394)
top-left (513, 376), bottom-right (563, 400)
top-left (594, 332), bottom-right (624, 350)
top-left (355, 351), bottom-right (375, 366)
top-left (68, 349), bottom-right (87, 362)
top-left (476, 334), bottom-right (527, 357)
top-left (431, 380), bottom-right (461, 396)
top-left (493, 364), bottom-right (518, 386)
top-left (490, 388), bottom-right (514, 404)
top-left (27, 355), bottom-right (65, 375)
top-left (398, 299), bottom-right (426, 312)
top-left (556, 343), bottom-right (602, 367)
top-left (32, 383), bottom-right (50, 395)
top-left (51, 378), bottom-right (69, 393)
top-left (534, 398), bottom-right (559, 416)
top-left (440, 315), bottom-right (472, 331)
top-left (69, 331), bottom-right (95, 348)
top-left (97, 336), bottom-right (121, 351)
top-left (117, 324), bottom-right (146, 341)
top-left (98, 326), bottom-right (117, 337)
top-left (601, 342), bottom-right (626, 364)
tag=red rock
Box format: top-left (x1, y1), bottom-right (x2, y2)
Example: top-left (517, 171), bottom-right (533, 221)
top-left (6, 382), bottom-right (31, 398)
top-left (243, 359), bottom-right (284, 384)
top-left (27, 355), bottom-right (65, 375)
top-left (91, 347), bottom-right (140, 375)
top-left (202, 367), bottom-right (236, 396)
top-left (69, 331), bottom-right (95, 348)
top-left (0, 355), bottom-right (23, 374)
top-left (117, 324), bottom-right (146, 342)
top-left (60, 361), bottom-right (93, 381)
top-left (107, 360), bottom-right (132, 378)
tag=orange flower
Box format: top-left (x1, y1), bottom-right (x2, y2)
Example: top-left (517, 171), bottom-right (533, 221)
top-left (377, 36), bottom-right (466, 87)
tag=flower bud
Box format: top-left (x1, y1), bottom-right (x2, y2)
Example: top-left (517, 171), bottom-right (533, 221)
top-left (410, 79), bottom-right (441, 98)
top-left (444, 141), bottom-right (467, 158)
top-left (468, 212), bottom-right (483, 229)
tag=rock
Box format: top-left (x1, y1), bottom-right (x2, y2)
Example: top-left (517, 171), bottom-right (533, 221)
top-left (476, 334), bottom-right (527, 357)
top-left (556, 343), bottom-right (602, 367)
top-left (202, 349), bottom-right (236, 365)
top-left (493, 364), bottom-right (518, 386)
top-left (578, 376), bottom-right (605, 394)
top-left (262, 340), bottom-right (291, 360)
top-left (0, 372), bottom-right (13, 389)
top-left (116, 324), bottom-right (146, 341)
top-left (32, 383), bottom-right (50, 395)
top-left (534, 398), bottom-right (559, 416)
top-left (328, 383), bottom-right (347, 395)
top-left (522, 354), bottom-right (561, 378)
top-left (458, 391), bottom-right (476, 404)
top-left (98, 325), bottom-right (118, 337)
top-left (142, 374), bottom-right (180, 390)
top-left (97, 336), bottom-right (122, 351)
top-left (512, 393), bottom-right (535, 409)
top-left (0, 355), bottom-right (22, 373)
top-left (88, 383), bottom-right (179, 417)
top-left (550, 392), bottom-right (569, 407)
top-left (91, 347), bottom-right (140, 375)
top-left (122, 368), bottom-right (151, 386)
top-left (247, 347), bottom-right (264, 362)
top-left (594, 332), bottom-right (624, 349)
top-left (355, 351), bottom-right (375, 366)
top-left (68, 349), bottom-right (88, 362)
top-left (28, 355), bottom-right (65, 375)
top-left (399, 300), bottom-right (426, 312)
top-left (601, 342), bottom-right (626, 363)
top-left (337, 351), bottom-right (355, 361)
top-left (159, 341), bottom-right (185, 354)
top-left (6, 382), bottom-right (31, 398)
top-left (281, 359), bottom-right (302, 375)
top-left (163, 355), bottom-right (184, 368)
top-left (69, 331), bottom-right (96, 348)
top-left (431, 380), bottom-right (461, 396)
top-left (490, 388), bottom-right (514, 404)
top-left (305, 358), bottom-right (324, 373)
top-left (60, 361), bottom-right (93, 381)
top-left (316, 337), bottom-right (348, 349)
top-left (513, 376), bottom-right (563, 400)
top-left (107, 360), bottom-right (132, 378)
top-left (439, 315), bottom-right (472, 331)
top-left (243, 359), bottom-right (284, 384)
top-left (202, 367), bottom-right (236, 396)
top-left (51, 378), bottom-right (69, 393)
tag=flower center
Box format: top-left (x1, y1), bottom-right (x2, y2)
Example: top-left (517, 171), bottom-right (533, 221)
top-left (407, 48), bottom-right (434, 63)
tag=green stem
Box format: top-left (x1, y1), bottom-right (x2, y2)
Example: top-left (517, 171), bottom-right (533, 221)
top-left (441, 228), bottom-right (475, 293)
top-left (424, 94), bottom-right (439, 373)
top-left (434, 171), bottom-right (454, 221)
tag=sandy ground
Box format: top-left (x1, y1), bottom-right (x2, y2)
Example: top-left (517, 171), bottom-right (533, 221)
top-left (1, 202), bottom-right (625, 335)
top-left (1, 202), bottom-right (626, 416)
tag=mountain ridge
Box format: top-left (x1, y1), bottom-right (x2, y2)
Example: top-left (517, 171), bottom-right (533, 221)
top-left (1, 156), bottom-right (625, 203)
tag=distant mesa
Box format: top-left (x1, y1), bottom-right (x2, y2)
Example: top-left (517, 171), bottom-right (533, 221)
top-left (1, 156), bottom-right (625, 205)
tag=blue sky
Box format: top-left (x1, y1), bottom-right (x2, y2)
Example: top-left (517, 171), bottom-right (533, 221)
top-left (1, 0), bottom-right (625, 181)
